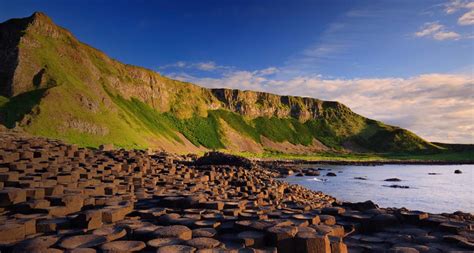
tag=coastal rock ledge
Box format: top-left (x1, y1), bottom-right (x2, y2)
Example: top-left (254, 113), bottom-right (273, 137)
top-left (0, 131), bottom-right (472, 252)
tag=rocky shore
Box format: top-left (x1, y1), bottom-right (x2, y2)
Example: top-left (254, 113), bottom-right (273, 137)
top-left (0, 132), bottom-right (472, 252)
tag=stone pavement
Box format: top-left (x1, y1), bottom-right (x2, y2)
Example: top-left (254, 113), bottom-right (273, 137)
top-left (0, 132), bottom-right (472, 252)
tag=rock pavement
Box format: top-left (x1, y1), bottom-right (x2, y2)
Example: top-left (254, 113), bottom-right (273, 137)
top-left (0, 131), bottom-right (472, 252)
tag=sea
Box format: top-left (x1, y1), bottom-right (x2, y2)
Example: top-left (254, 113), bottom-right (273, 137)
top-left (283, 164), bottom-right (474, 214)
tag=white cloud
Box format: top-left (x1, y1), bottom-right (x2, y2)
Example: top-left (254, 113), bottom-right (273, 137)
top-left (444, 0), bottom-right (471, 14)
top-left (170, 69), bottom-right (474, 144)
top-left (159, 61), bottom-right (230, 72)
top-left (415, 22), bottom-right (461, 40)
top-left (159, 61), bottom-right (186, 69)
top-left (433, 30), bottom-right (462, 40)
top-left (195, 61), bottom-right (217, 71)
top-left (255, 67), bottom-right (279, 76)
top-left (415, 22), bottom-right (443, 37)
top-left (458, 9), bottom-right (474, 25)
top-left (443, 0), bottom-right (474, 25)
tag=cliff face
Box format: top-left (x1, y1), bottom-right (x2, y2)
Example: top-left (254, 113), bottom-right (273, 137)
top-left (0, 12), bottom-right (438, 153)
top-left (0, 13), bottom-right (349, 121)
top-left (0, 13), bottom-right (31, 97)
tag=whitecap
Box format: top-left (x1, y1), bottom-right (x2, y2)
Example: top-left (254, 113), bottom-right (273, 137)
top-left (306, 177), bottom-right (326, 182)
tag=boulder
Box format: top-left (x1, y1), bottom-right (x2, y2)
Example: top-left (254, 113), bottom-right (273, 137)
top-left (344, 200), bottom-right (378, 211)
top-left (195, 152), bottom-right (253, 169)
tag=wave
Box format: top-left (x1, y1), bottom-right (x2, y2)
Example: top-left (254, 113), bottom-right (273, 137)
top-left (306, 177), bottom-right (327, 182)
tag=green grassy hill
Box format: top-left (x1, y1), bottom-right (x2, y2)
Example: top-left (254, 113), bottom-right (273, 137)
top-left (0, 12), bottom-right (447, 156)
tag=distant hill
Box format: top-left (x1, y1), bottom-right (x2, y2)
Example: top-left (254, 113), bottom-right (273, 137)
top-left (0, 12), bottom-right (442, 154)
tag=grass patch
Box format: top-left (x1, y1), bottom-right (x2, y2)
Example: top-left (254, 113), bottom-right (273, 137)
top-left (209, 110), bottom-right (261, 142)
top-left (166, 113), bottom-right (225, 149)
top-left (253, 117), bottom-right (315, 145)
top-left (238, 150), bottom-right (474, 162)
top-left (109, 93), bottom-right (182, 143)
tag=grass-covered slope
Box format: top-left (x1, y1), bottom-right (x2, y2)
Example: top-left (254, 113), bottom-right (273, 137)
top-left (0, 12), bottom-right (442, 155)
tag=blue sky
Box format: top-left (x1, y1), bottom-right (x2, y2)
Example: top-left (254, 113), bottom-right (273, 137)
top-left (1, 0), bottom-right (473, 143)
top-left (2, 0), bottom-right (472, 78)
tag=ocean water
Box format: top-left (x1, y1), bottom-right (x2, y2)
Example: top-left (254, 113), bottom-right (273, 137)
top-left (283, 164), bottom-right (474, 214)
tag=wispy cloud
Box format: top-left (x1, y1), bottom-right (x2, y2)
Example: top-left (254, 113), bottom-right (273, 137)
top-left (446, 0), bottom-right (474, 26)
top-left (444, 0), bottom-right (474, 14)
top-left (433, 30), bottom-right (462, 40)
top-left (458, 9), bottom-right (474, 25)
top-left (415, 22), bottom-right (461, 40)
top-left (415, 22), bottom-right (443, 37)
top-left (415, 1), bottom-right (474, 40)
top-left (169, 68), bottom-right (474, 144)
top-left (159, 61), bottom-right (232, 72)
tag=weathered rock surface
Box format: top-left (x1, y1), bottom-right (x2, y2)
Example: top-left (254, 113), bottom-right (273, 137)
top-left (0, 132), bottom-right (471, 252)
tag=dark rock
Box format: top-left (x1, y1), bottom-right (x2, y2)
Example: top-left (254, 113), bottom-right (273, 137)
top-left (195, 152), bottom-right (253, 169)
top-left (266, 225), bottom-right (298, 253)
top-left (344, 200), bottom-right (379, 211)
top-left (388, 247), bottom-right (420, 253)
top-left (326, 172), bottom-right (337, 177)
top-left (99, 144), bottom-right (114, 151)
top-left (384, 178), bottom-right (402, 182)
top-left (384, 184), bottom-right (410, 189)
top-left (367, 214), bottom-right (398, 231)
top-left (322, 207), bottom-right (345, 215)
top-left (400, 211), bottom-right (429, 224)
top-left (454, 169), bottom-right (462, 174)
top-left (0, 188), bottom-right (26, 207)
top-left (237, 231), bottom-right (266, 248)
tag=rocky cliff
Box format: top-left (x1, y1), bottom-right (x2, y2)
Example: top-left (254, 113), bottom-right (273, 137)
top-left (0, 12), bottom-right (438, 153)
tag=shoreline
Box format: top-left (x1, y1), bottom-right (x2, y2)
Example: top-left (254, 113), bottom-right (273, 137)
top-left (0, 133), bottom-right (472, 252)
top-left (255, 158), bottom-right (474, 166)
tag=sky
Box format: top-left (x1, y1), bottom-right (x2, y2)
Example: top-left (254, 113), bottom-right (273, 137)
top-left (1, 0), bottom-right (473, 143)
